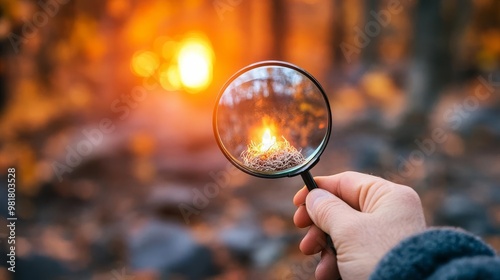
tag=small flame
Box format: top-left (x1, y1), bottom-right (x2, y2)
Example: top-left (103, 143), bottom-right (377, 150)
top-left (259, 128), bottom-right (276, 153)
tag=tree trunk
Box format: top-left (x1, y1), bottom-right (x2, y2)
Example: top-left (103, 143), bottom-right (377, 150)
top-left (270, 0), bottom-right (287, 60)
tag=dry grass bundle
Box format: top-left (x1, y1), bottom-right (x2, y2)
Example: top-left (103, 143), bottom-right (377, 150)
top-left (241, 136), bottom-right (305, 172)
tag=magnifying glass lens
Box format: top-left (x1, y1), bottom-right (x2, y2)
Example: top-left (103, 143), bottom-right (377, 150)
top-left (214, 61), bottom-right (331, 178)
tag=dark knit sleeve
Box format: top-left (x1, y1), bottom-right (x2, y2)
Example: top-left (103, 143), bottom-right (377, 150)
top-left (429, 255), bottom-right (500, 280)
top-left (369, 228), bottom-right (500, 280)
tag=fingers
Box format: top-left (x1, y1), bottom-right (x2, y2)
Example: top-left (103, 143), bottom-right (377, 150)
top-left (293, 186), bottom-right (308, 206)
top-left (292, 172), bottom-right (418, 280)
top-left (299, 225), bottom-right (327, 255)
top-left (299, 226), bottom-right (340, 279)
top-left (313, 171), bottom-right (394, 211)
top-left (316, 249), bottom-right (340, 280)
top-left (295, 171), bottom-right (392, 211)
top-left (293, 205), bottom-right (313, 228)
top-left (305, 188), bottom-right (357, 235)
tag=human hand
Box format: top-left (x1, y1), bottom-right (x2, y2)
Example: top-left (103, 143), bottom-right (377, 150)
top-left (293, 171), bottom-right (426, 280)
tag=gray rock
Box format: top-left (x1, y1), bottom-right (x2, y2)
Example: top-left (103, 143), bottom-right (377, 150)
top-left (128, 219), bottom-right (218, 279)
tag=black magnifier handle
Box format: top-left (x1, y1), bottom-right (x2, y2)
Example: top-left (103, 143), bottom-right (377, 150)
top-left (301, 171), bottom-right (319, 191)
top-left (300, 171), bottom-right (337, 254)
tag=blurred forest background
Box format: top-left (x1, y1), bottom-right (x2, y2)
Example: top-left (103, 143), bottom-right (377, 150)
top-left (0, 0), bottom-right (499, 279)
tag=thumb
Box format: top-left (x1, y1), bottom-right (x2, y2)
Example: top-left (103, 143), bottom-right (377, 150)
top-left (305, 189), bottom-right (358, 235)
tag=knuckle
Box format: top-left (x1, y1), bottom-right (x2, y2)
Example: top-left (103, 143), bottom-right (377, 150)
top-left (342, 170), bottom-right (358, 178)
top-left (400, 186), bottom-right (422, 206)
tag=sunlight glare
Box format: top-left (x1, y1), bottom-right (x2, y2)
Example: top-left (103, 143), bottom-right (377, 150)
top-left (177, 35), bottom-right (214, 92)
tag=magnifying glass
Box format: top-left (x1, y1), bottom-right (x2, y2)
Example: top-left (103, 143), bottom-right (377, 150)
top-left (213, 61), bottom-right (332, 191)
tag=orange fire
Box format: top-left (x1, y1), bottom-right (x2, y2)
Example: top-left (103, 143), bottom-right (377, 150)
top-left (259, 128), bottom-right (277, 153)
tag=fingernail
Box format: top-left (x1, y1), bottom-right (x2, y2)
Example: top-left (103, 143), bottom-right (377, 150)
top-left (306, 189), bottom-right (328, 211)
